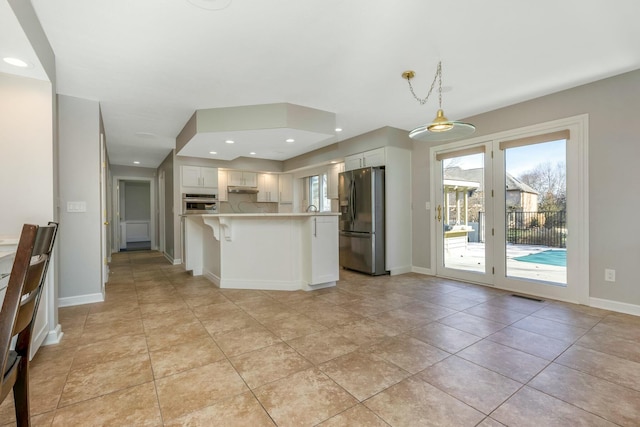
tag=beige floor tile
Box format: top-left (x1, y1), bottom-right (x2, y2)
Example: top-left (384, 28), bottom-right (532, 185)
top-left (29, 345), bottom-right (77, 379)
top-left (331, 318), bottom-right (400, 346)
top-left (191, 300), bottom-right (243, 320)
top-left (317, 404), bottom-right (389, 426)
top-left (484, 294), bottom-right (548, 315)
top-left (319, 350), bottom-right (409, 401)
top-left (155, 360), bottom-right (249, 421)
top-left (529, 363), bottom-right (640, 426)
top-left (463, 303), bottom-right (528, 325)
top-left (426, 293), bottom-right (482, 311)
top-left (163, 392), bottom-right (276, 426)
top-left (368, 306), bottom-right (434, 332)
top-left (213, 323), bottom-right (281, 357)
top-left (511, 315), bottom-right (588, 342)
top-left (138, 299), bottom-right (191, 316)
top-left (457, 340), bottom-right (549, 383)
top-left (306, 306), bottom-right (365, 328)
top-left (576, 329), bottom-right (640, 363)
top-left (51, 382), bottom-right (162, 427)
top-left (83, 305), bottom-right (141, 327)
top-left (230, 342), bottom-right (312, 389)
top-left (71, 333), bottom-right (148, 369)
top-left (79, 317), bottom-right (145, 344)
top-left (23, 374), bottom-right (68, 416)
top-left (419, 356), bottom-right (522, 414)
top-left (401, 301), bottom-right (458, 321)
top-left (409, 322), bottom-right (481, 353)
top-left (199, 309), bottom-right (260, 335)
top-left (261, 312), bottom-right (327, 340)
top-left (556, 345), bottom-right (640, 392)
top-left (254, 368), bottom-right (358, 426)
top-left (144, 320), bottom-right (211, 352)
top-left (492, 386), bottom-right (618, 427)
top-left (486, 326), bottom-right (572, 360)
top-left (141, 309), bottom-right (200, 332)
top-left (149, 336), bottom-right (225, 379)
top-left (476, 417), bottom-right (506, 427)
top-left (437, 312), bottom-right (507, 337)
top-left (364, 376), bottom-right (485, 426)
top-left (182, 291), bottom-right (231, 308)
top-left (590, 317), bottom-right (640, 341)
top-left (59, 352), bottom-right (153, 407)
top-left (530, 305), bottom-right (603, 329)
top-left (365, 335), bottom-right (449, 373)
top-left (286, 330), bottom-right (360, 365)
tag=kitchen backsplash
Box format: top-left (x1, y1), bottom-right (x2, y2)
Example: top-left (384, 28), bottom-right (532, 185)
top-left (219, 193), bottom-right (278, 213)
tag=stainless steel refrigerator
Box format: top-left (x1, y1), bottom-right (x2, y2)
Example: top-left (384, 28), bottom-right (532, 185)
top-left (338, 166), bottom-right (387, 275)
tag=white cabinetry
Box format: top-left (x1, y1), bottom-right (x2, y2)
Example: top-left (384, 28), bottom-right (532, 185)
top-left (228, 171), bottom-right (257, 187)
top-left (303, 215), bottom-right (339, 285)
top-left (278, 174), bottom-right (293, 203)
top-left (218, 170), bottom-right (228, 201)
top-left (257, 173), bottom-right (279, 202)
top-left (182, 166), bottom-right (218, 189)
top-left (326, 163), bottom-right (344, 199)
top-left (344, 147), bottom-right (386, 171)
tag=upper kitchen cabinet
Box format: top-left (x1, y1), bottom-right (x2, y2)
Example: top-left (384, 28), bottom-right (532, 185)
top-left (218, 170), bottom-right (228, 201)
top-left (228, 171), bottom-right (257, 187)
top-left (344, 147), bottom-right (386, 171)
top-left (257, 173), bottom-right (279, 202)
top-left (182, 166), bottom-right (218, 190)
top-left (326, 163), bottom-right (344, 199)
top-left (278, 174), bottom-right (293, 203)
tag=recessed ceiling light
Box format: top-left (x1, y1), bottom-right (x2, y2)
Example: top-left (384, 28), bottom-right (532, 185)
top-left (133, 161), bottom-right (140, 165)
top-left (286, 138), bottom-right (295, 143)
top-left (330, 161), bottom-right (337, 164)
top-left (335, 128), bottom-right (343, 132)
top-left (225, 140), bottom-right (235, 144)
top-left (3, 57), bottom-right (30, 68)
top-left (209, 151), bottom-right (217, 154)
top-left (249, 152), bottom-right (256, 155)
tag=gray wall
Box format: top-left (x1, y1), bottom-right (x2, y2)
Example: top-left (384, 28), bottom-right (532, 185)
top-left (123, 181), bottom-right (150, 221)
top-left (158, 151), bottom-right (175, 259)
top-left (411, 69), bottom-right (640, 306)
top-left (57, 94), bottom-right (102, 299)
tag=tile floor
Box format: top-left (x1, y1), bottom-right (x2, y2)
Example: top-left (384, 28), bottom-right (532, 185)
top-left (2, 251), bottom-right (640, 426)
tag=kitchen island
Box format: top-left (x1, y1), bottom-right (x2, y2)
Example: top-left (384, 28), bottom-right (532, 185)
top-left (183, 213), bottom-right (340, 291)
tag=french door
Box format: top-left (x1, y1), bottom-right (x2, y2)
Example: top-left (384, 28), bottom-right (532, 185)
top-left (432, 116), bottom-right (589, 304)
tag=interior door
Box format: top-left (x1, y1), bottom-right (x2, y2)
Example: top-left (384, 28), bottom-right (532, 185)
top-left (99, 133), bottom-right (109, 292)
top-left (434, 144), bottom-right (493, 285)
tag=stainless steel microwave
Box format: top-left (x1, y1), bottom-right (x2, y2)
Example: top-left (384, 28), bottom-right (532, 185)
top-left (182, 193), bottom-right (218, 214)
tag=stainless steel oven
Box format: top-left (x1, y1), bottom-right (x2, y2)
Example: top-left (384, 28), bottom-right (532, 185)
top-left (182, 193), bottom-right (218, 214)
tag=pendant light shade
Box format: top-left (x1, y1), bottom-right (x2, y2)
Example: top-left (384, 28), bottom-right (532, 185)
top-left (403, 62), bottom-right (475, 142)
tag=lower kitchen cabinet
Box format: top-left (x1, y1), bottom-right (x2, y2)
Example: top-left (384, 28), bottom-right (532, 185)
top-left (304, 215), bottom-right (339, 285)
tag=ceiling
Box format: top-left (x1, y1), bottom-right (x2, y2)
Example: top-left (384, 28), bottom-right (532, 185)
top-left (4, 0), bottom-right (640, 168)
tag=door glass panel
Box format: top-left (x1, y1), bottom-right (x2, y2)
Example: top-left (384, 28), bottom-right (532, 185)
top-left (504, 139), bottom-right (567, 285)
top-left (441, 152), bottom-right (485, 273)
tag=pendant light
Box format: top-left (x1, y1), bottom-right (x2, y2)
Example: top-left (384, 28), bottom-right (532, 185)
top-left (402, 62), bottom-right (475, 142)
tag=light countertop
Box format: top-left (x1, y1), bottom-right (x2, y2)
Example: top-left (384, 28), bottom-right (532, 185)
top-left (182, 212), bottom-right (340, 218)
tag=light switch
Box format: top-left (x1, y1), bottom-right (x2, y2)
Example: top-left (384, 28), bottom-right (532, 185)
top-left (67, 201), bottom-right (87, 212)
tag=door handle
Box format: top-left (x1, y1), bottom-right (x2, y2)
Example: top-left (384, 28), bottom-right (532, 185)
top-left (104, 221), bottom-right (109, 225)
top-left (437, 205), bottom-right (442, 222)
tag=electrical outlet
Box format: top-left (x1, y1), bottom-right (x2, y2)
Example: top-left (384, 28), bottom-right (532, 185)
top-left (604, 268), bottom-right (616, 282)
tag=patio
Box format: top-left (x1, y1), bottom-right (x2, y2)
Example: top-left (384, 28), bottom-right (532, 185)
top-left (444, 243), bottom-right (567, 285)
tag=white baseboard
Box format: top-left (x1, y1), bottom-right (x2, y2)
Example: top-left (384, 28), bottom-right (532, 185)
top-left (42, 324), bottom-right (64, 346)
top-left (389, 266), bottom-right (412, 276)
top-left (58, 292), bottom-right (104, 307)
top-left (412, 266), bottom-right (434, 276)
top-left (162, 252), bottom-right (182, 265)
top-left (590, 297), bottom-right (640, 316)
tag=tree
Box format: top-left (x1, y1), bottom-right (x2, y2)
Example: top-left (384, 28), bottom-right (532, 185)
top-left (519, 161), bottom-right (566, 212)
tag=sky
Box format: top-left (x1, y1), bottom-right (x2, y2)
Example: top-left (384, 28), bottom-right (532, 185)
top-left (444, 139), bottom-right (566, 178)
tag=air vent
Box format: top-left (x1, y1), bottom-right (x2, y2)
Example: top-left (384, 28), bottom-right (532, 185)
top-left (511, 294), bottom-right (544, 303)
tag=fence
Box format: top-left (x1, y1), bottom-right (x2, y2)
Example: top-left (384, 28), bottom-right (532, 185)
top-left (506, 210), bottom-right (566, 248)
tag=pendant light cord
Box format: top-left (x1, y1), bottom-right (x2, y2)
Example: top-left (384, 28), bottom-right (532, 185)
top-left (405, 61), bottom-right (443, 108)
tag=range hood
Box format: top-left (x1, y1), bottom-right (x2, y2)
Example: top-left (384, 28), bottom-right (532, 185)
top-left (228, 186), bottom-right (259, 194)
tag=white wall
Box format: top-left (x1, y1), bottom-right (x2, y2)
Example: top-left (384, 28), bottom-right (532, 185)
top-left (57, 94), bottom-right (102, 301)
top-left (123, 181), bottom-right (151, 220)
top-left (0, 73), bottom-right (54, 233)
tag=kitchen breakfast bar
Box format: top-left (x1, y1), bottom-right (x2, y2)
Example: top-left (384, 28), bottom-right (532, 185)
top-left (183, 213), bottom-right (340, 291)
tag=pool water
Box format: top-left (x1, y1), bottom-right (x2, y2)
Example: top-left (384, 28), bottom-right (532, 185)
top-left (513, 249), bottom-right (567, 267)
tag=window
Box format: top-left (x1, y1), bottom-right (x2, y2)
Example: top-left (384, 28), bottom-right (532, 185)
top-left (306, 174), bottom-right (331, 212)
